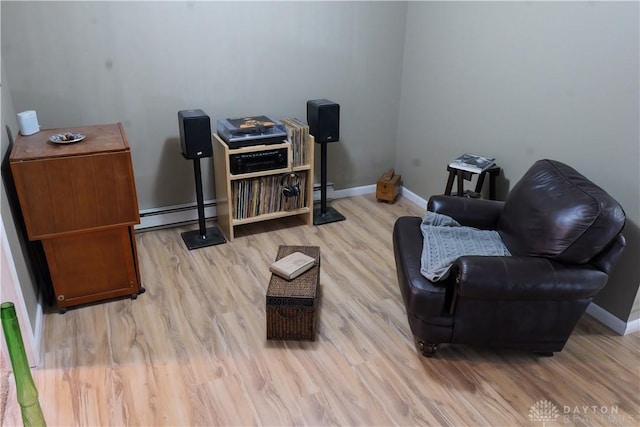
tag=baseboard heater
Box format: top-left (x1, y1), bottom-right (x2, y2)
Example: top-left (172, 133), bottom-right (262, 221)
top-left (136, 200), bottom-right (218, 231)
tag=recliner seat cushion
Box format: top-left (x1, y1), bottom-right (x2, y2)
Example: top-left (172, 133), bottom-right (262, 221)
top-left (498, 159), bottom-right (625, 263)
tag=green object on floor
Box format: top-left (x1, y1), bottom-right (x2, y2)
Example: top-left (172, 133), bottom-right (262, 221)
top-left (1, 302), bottom-right (46, 426)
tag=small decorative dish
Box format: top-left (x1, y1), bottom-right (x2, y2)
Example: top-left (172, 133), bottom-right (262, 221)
top-left (49, 132), bottom-right (86, 144)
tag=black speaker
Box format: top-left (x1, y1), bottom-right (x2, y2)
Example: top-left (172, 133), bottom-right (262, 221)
top-left (178, 109), bottom-right (213, 159)
top-left (307, 99), bottom-right (340, 143)
top-left (280, 172), bottom-right (300, 198)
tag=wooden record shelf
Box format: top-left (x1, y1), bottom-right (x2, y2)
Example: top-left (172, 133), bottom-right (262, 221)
top-left (213, 132), bottom-right (314, 241)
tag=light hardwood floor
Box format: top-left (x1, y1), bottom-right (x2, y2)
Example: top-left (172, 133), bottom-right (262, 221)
top-left (2, 194), bottom-right (639, 426)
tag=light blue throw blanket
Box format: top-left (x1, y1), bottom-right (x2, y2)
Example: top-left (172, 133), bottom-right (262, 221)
top-left (420, 211), bottom-right (511, 281)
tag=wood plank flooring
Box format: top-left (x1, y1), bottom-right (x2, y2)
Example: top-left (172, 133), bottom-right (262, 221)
top-left (2, 194), bottom-right (639, 426)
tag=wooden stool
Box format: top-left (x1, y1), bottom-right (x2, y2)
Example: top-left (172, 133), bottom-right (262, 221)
top-left (444, 165), bottom-right (500, 200)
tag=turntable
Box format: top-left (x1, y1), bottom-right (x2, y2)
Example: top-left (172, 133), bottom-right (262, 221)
top-left (217, 115), bottom-right (288, 149)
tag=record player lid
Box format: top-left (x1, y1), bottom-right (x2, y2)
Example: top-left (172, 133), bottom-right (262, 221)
top-left (227, 115), bottom-right (278, 134)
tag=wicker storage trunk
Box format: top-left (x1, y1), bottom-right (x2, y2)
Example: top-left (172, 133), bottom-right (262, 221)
top-left (266, 245), bottom-right (320, 341)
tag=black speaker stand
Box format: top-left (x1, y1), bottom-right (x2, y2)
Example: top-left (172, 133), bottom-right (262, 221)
top-left (313, 142), bottom-right (345, 225)
top-left (181, 156), bottom-right (226, 250)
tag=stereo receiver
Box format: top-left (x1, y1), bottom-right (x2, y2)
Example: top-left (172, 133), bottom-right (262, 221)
top-left (230, 148), bottom-right (288, 175)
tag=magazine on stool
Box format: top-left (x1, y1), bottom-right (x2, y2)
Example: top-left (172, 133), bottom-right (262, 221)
top-left (449, 153), bottom-right (496, 174)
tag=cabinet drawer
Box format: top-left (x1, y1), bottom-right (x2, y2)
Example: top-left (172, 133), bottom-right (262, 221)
top-left (43, 227), bottom-right (139, 308)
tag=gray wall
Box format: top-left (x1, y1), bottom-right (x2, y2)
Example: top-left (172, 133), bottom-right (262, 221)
top-left (397, 1), bottom-right (639, 322)
top-left (1, 57), bottom-right (39, 334)
top-left (1, 1), bottom-right (407, 209)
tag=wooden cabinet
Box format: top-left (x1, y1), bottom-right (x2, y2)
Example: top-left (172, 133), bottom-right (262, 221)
top-left (213, 132), bottom-right (314, 241)
top-left (10, 123), bottom-right (143, 311)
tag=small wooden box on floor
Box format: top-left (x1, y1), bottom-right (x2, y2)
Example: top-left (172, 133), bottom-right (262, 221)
top-left (266, 245), bottom-right (320, 341)
top-left (376, 169), bottom-right (401, 203)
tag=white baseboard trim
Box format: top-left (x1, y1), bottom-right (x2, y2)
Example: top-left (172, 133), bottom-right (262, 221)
top-left (1, 220), bottom-right (41, 367)
top-left (625, 318), bottom-right (640, 335)
top-left (33, 294), bottom-right (43, 366)
top-left (399, 187), bottom-right (428, 210)
top-left (313, 183), bottom-right (335, 202)
top-left (586, 303), bottom-right (639, 335)
top-left (333, 184), bottom-right (376, 199)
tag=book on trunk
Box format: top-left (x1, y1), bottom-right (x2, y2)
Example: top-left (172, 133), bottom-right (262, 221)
top-left (269, 251), bottom-right (316, 280)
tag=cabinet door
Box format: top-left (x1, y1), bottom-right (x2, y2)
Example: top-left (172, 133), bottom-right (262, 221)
top-left (10, 151), bottom-right (139, 240)
top-left (43, 227), bottom-right (139, 308)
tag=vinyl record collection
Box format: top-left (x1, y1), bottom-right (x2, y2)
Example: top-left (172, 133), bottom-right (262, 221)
top-left (231, 173), bottom-right (308, 220)
top-left (281, 118), bottom-right (310, 167)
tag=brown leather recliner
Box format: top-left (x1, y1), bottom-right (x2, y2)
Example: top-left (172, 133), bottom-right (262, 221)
top-left (393, 159), bottom-right (626, 357)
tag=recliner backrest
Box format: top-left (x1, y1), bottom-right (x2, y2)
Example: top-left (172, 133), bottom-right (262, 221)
top-left (497, 159), bottom-right (625, 263)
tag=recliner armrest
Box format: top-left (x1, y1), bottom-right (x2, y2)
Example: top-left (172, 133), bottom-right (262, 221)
top-left (590, 234), bottom-right (626, 274)
top-left (393, 216), bottom-right (453, 325)
top-left (428, 195), bottom-right (504, 230)
top-left (454, 256), bottom-right (609, 300)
